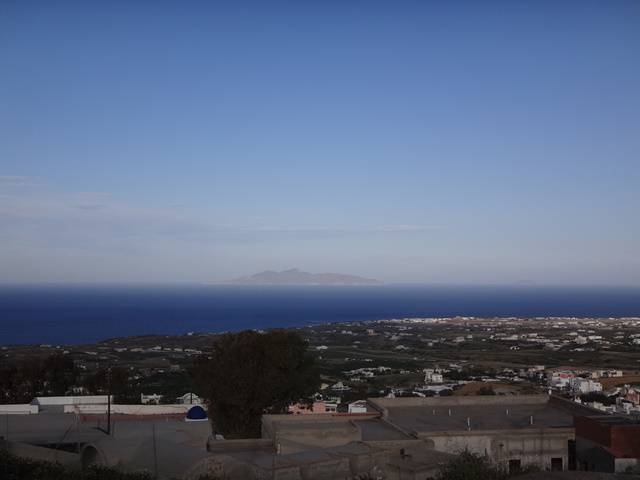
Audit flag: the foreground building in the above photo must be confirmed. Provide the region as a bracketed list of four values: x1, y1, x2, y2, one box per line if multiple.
[1, 394, 626, 479]
[365, 395, 581, 473]
[237, 394, 592, 477]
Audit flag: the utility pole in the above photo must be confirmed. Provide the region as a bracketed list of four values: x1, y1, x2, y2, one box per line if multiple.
[152, 422, 158, 479]
[106, 367, 112, 435]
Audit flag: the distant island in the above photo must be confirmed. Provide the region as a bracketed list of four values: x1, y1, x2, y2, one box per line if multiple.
[226, 268, 382, 286]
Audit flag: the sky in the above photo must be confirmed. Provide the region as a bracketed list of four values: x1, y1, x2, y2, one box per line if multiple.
[1, 1, 639, 285]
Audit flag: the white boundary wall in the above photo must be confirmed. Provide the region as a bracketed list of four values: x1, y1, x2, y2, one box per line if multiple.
[33, 395, 113, 406]
[63, 403, 198, 415]
[0, 404, 39, 415]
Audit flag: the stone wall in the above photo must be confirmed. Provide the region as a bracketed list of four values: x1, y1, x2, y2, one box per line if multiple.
[421, 428, 573, 471]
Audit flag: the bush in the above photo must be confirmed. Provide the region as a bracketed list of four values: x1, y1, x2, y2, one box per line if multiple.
[436, 451, 539, 480]
[0, 448, 152, 480]
[477, 386, 496, 396]
[436, 451, 507, 480]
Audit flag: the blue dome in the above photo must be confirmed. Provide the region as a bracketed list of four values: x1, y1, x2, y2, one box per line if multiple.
[185, 405, 207, 421]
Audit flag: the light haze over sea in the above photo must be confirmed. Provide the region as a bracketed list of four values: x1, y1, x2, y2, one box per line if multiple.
[1, 2, 639, 287]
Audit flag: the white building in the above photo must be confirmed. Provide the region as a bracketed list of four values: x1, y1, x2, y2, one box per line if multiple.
[176, 393, 201, 404]
[141, 393, 163, 405]
[548, 371, 575, 389]
[569, 378, 603, 395]
[424, 369, 444, 383]
[591, 370, 618, 379]
[330, 382, 351, 392]
[348, 400, 368, 414]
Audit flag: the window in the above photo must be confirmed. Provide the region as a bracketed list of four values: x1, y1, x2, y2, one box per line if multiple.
[551, 457, 563, 471]
[568, 439, 576, 470]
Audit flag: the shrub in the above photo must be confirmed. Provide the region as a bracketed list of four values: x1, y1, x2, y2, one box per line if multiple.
[0, 448, 152, 480]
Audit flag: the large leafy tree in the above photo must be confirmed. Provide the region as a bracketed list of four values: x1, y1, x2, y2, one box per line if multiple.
[191, 330, 320, 438]
[0, 354, 78, 403]
[44, 353, 78, 396]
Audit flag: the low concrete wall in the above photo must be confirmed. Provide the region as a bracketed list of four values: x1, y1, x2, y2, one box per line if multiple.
[0, 404, 39, 415]
[364, 439, 434, 451]
[64, 404, 195, 415]
[369, 394, 550, 411]
[276, 424, 361, 454]
[34, 395, 113, 406]
[207, 438, 273, 453]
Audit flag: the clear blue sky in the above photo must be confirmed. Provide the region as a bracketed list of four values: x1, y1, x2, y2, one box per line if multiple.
[1, 1, 638, 285]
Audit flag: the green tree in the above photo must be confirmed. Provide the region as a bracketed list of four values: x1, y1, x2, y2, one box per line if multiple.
[85, 366, 134, 403]
[191, 330, 320, 438]
[0, 354, 80, 403]
[0, 362, 21, 403]
[477, 386, 496, 396]
[45, 354, 78, 396]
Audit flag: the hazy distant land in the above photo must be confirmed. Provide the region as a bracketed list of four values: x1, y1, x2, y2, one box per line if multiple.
[226, 268, 383, 286]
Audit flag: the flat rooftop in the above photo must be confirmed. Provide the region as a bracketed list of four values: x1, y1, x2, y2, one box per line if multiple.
[369, 395, 575, 434]
[1, 411, 210, 446]
[583, 415, 638, 426]
[1, 412, 105, 444]
[385, 404, 573, 433]
[264, 414, 410, 441]
[355, 418, 410, 441]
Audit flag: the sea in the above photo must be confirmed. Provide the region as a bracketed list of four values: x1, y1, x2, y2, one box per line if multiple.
[1, 284, 639, 346]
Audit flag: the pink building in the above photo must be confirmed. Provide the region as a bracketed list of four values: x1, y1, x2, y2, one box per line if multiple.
[288, 401, 337, 414]
[622, 386, 639, 405]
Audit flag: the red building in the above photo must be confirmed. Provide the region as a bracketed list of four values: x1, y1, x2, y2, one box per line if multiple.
[574, 415, 640, 474]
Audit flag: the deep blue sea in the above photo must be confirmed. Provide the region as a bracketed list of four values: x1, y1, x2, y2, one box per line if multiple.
[1, 285, 639, 345]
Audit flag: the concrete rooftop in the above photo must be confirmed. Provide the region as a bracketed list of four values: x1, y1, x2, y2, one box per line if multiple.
[369, 395, 576, 434]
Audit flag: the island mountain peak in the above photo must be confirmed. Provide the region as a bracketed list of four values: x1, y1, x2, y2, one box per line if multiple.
[228, 269, 382, 286]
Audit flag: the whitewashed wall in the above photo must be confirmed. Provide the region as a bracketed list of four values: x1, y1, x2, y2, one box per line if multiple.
[0, 404, 39, 415]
